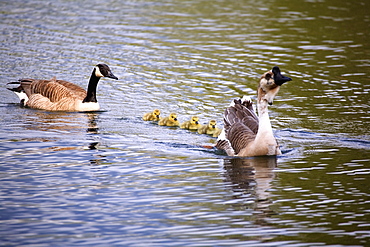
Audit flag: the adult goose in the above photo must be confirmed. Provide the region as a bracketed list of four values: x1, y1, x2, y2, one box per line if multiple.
[7, 64, 118, 112]
[216, 66, 291, 156]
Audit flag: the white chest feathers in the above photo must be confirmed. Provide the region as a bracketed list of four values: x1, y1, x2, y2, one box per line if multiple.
[76, 101, 100, 111]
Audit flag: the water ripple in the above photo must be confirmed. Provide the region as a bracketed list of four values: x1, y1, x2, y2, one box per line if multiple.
[1, 0, 370, 246]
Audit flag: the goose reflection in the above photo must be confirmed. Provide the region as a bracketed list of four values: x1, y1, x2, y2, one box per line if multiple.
[18, 111, 101, 151]
[86, 112, 99, 134]
[222, 156, 277, 223]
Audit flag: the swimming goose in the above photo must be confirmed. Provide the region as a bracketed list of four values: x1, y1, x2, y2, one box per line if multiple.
[180, 116, 202, 130]
[143, 109, 161, 121]
[158, 113, 180, 127]
[197, 119, 222, 137]
[216, 66, 291, 156]
[7, 64, 118, 112]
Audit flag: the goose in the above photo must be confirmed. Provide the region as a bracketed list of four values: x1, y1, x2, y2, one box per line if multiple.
[143, 109, 161, 121]
[197, 119, 222, 137]
[216, 66, 291, 157]
[158, 113, 180, 127]
[7, 64, 118, 112]
[180, 116, 202, 130]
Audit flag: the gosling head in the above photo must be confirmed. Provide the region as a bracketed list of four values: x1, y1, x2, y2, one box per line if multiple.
[258, 66, 291, 105]
[169, 113, 178, 122]
[153, 109, 161, 119]
[190, 116, 199, 125]
[209, 120, 217, 129]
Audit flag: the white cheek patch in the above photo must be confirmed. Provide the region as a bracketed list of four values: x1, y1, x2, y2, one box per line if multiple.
[95, 66, 104, 77]
[14, 91, 29, 105]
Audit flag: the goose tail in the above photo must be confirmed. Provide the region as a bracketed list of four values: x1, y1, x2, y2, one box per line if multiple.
[215, 129, 235, 156]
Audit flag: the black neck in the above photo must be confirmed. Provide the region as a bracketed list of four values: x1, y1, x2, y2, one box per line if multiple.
[82, 69, 100, 103]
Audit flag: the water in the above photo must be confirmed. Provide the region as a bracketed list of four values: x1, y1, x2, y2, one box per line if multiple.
[1, 0, 369, 246]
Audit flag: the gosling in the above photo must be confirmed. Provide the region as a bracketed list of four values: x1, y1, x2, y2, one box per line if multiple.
[180, 116, 202, 130]
[143, 109, 161, 121]
[158, 113, 180, 127]
[197, 119, 222, 137]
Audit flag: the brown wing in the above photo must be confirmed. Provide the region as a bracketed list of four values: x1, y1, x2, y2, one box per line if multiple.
[224, 99, 259, 134]
[19, 77, 86, 102]
[225, 122, 256, 154]
[223, 99, 259, 155]
[215, 139, 236, 156]
[55, 79, 87, 99]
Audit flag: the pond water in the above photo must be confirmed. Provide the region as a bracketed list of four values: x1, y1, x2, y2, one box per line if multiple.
[0, 0, 369, 246]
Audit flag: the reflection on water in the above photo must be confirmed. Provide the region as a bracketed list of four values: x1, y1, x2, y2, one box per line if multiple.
[223, 157, 276, 201]
[19, 111, 100, 133]
[223, 157, 277, 225]
[1, 0, 369, 245]
[0, 110, 103, 166]
[86, 113, 99, 134]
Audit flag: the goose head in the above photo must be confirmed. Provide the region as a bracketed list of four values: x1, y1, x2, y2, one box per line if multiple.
[272, 66, 292, 86]
[258, 66, 291, 105]
[94, 64, 118, 80]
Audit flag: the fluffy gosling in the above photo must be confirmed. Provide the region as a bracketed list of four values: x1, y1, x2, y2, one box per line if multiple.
[158, 113, 180, 127]
[143, 109, 161, 121]
[180, 116, 202, 130]
[197, 120, 222, 137]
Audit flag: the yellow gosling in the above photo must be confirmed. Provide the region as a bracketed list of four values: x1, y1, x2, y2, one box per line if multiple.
[158, 113, 180, 127]
[180, 116, 202, 130]
[197, 119, 222, 137]
[143, 109, 161, 121]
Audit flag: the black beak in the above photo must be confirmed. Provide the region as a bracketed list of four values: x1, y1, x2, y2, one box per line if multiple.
[96, 64, 119, 80]
[107, 71, 118, 80]
[272, 66, 292, 86]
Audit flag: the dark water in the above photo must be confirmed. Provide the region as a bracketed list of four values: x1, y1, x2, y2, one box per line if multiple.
[1, 0, 369, 246]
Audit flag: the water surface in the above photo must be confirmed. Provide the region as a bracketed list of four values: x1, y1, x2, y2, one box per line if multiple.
[1, 0, 369, 246]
